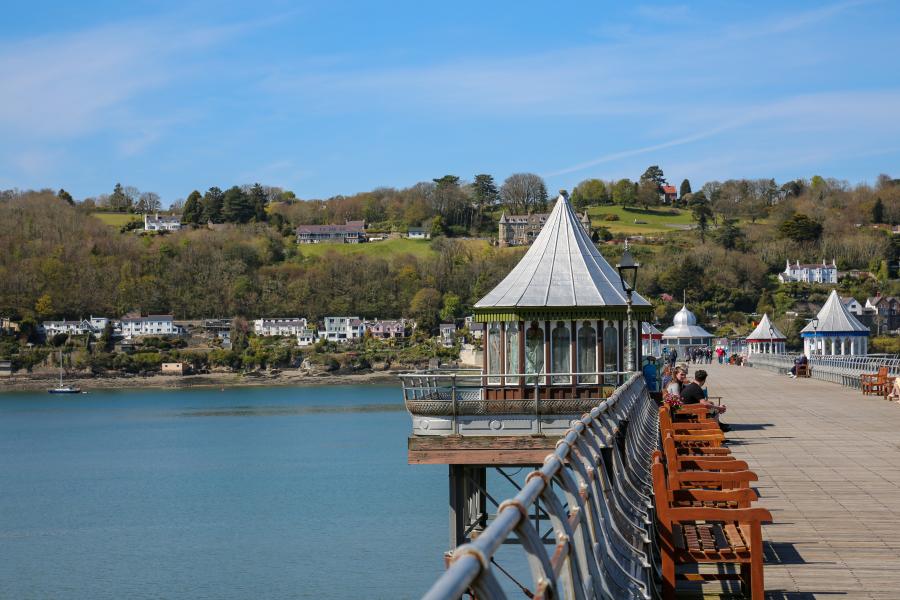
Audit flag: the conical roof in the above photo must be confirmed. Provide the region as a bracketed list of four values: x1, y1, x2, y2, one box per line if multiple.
[801, 289, 868, 333]
[746, 313, 786, 341]
[475, 194, 651, 309]
[642, 322, 662, 335]
[662, 305, 714, 339]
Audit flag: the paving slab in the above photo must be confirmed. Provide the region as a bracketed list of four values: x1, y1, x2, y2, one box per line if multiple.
[691, 362, 900, 599]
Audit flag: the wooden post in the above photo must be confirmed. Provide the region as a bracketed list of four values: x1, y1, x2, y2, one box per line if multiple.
[518, 320, 525, 398]
[618, 319, 624, 386]
[597, 319, 604, 397]
[571, 319, 577, 395]
[544, 320, 551, 389]
[499, 321, 506, 389]
[482, 322, 487, 389]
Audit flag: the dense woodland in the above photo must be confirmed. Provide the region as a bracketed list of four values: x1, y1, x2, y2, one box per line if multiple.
[1, 169, 898, 348]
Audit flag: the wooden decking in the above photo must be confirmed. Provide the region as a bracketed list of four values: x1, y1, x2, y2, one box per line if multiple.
[699, 362, 900, 599]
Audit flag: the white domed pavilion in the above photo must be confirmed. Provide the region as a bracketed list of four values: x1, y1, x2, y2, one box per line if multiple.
[661, 305, 714, 350]
[801, 289, 869, 356]
[746, 313, 786, 356]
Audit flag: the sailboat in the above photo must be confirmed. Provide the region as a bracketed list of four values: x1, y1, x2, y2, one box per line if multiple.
[48, 350, 81, 394]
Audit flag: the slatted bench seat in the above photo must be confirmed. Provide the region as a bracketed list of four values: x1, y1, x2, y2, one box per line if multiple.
[652, 453, 773, 600]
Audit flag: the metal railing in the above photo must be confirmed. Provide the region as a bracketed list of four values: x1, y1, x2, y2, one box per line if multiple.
[400, 370, 635, 433]
[420, 373, 655, 600]
[747, 353, 900, 388]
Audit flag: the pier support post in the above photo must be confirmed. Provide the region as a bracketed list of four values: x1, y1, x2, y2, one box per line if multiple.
[448, 465, 487, 549]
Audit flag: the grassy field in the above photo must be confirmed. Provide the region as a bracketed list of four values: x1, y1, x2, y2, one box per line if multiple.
[586, 205, 693, 234]
[92, 212, 141, 227]
[296, 237, 493, 260]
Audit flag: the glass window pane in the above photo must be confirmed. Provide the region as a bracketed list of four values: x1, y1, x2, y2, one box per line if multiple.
[603, 324, 618, 385]
[551, 322, 570, 384]
[487, 323, 501, 385]
[506, 322, 519, 381]
[577, 322, 597, 384]
[525, 323, 544, 385]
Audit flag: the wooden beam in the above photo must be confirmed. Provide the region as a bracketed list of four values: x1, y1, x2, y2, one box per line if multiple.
[408, 435, 563, 465]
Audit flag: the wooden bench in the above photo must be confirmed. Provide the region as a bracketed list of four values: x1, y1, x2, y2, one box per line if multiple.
[861, 367, 890, 396]
[795, 363, 811, 378]
[652, 452, 772, 600]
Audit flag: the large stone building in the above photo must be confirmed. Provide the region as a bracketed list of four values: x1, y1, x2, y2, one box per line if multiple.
[778, 259, 838, 284]
[498, 211, 591, 247]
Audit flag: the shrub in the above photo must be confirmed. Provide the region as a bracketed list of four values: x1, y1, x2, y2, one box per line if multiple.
[602, 213, 620, 222]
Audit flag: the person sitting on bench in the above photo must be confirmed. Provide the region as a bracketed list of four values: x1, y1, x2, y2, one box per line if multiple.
[789, 354, 808, 378]
[680, 369, 730, 432]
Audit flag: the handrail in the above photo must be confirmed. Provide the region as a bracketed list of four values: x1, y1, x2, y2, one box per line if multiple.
[747, 353, 900, 388]
[420, 373, 650, 600]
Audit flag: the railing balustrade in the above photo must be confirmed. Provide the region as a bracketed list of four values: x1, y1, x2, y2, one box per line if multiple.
[419, 373, 655, 600]
[747, 353, 900, 388]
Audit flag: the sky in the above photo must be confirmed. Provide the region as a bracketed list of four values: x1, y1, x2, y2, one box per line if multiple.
[1, 0, 899, 205]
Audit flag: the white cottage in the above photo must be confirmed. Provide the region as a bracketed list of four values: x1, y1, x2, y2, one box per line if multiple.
[801, 289, 869, 356]
[778, 259, 838, 284]
[745, 313, 786, 356]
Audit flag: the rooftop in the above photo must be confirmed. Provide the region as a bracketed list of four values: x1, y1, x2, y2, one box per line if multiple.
[476, 194, 651, 310]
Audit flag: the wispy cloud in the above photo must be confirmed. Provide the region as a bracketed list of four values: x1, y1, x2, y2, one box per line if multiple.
[633, 4, 690, 23]
[0, 15, 272, 144]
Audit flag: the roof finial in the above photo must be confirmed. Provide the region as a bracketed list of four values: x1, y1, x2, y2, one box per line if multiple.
[683, 290, 686, 306]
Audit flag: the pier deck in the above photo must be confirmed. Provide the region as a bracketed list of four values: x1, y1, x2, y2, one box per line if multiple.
[701, 362, 900, 599]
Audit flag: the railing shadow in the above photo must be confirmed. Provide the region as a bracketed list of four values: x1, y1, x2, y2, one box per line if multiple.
[726, 422, 774, 431]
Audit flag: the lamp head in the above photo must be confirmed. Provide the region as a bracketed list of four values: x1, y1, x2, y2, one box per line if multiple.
[616, 242, 640, 293]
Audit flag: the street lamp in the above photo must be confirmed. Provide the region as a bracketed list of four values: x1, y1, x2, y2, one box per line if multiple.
[806, 317, 819, 356]
[616, 241, 640, 372]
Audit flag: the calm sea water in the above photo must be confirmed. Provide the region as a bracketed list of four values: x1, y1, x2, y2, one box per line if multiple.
[0, 385, 449, 599]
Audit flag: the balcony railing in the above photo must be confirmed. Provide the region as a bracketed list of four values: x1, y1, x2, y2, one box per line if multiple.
[747, 353, 900, 387]
[400, 369, 635, 436]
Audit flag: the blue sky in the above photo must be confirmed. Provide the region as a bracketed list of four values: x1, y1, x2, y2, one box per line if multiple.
[1, 0, 899, 205]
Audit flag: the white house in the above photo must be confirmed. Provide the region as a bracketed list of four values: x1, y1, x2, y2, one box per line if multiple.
[464, 315, 483, 339]
[408, 227, 431, 240]
[253, 318, 308, 337]
[144, 213, 182, 232]
[778, 259, 838, 284]
[319, 317, 365, 342]
[296, 327, 318, 346]
[120, 314, 180, 338]
[841, 296, 865, 316]
[439, 323, 457, 348]
[42, 319, 94, 337]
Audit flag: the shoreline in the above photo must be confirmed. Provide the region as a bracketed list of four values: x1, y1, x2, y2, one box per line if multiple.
[0, 369, 403, 393]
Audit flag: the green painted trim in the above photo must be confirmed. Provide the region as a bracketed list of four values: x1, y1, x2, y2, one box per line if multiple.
[474, 306, 653, 323]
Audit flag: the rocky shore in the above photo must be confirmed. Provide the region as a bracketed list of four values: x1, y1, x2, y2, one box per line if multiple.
[0, 368, 403, 393]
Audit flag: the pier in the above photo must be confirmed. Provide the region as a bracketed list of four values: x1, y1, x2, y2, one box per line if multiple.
[704, 361, 900, 598]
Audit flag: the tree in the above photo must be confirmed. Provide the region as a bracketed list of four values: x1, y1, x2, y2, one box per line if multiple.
[778, 213, 823, 243]
[679, 179, 691, 200]
[715, 217, 745, 250]
[440, 292, 462, 322]
[250, 183, 269, 222]
[430, 215, 445, 238]
[34, 293, 53, 318]
[636, 179, 660, 210]
[689, 192, 713, 243]
[471, 174, 499, 226]
[410, 288, 442, 332]
[873, 198, 885, 224]
[57, 189, 74, 205]
[123, 186, 140, 211]
[571, 179, 609, 209]
[182, 190, 203, 225]
[640, 165, 666, 186]
[612, 179, 636, 207]
[137, 191, 161, 213]
[109, 183, 129, 212]
[500, 173, 548, 213]
[222, 186, 254, 223]
[202, 187, 224, 223]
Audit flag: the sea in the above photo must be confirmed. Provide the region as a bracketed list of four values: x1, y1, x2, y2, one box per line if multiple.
[0, 385, 454, 599]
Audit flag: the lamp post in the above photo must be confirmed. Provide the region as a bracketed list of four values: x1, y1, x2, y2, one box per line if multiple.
[806, 317, 819, 356]
[616, 241, 640, 373]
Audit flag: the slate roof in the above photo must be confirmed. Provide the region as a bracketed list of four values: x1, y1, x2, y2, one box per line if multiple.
[746, 313, 786, 341]
[475, 194, 651, 309]
[801, 290, 869, 333]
